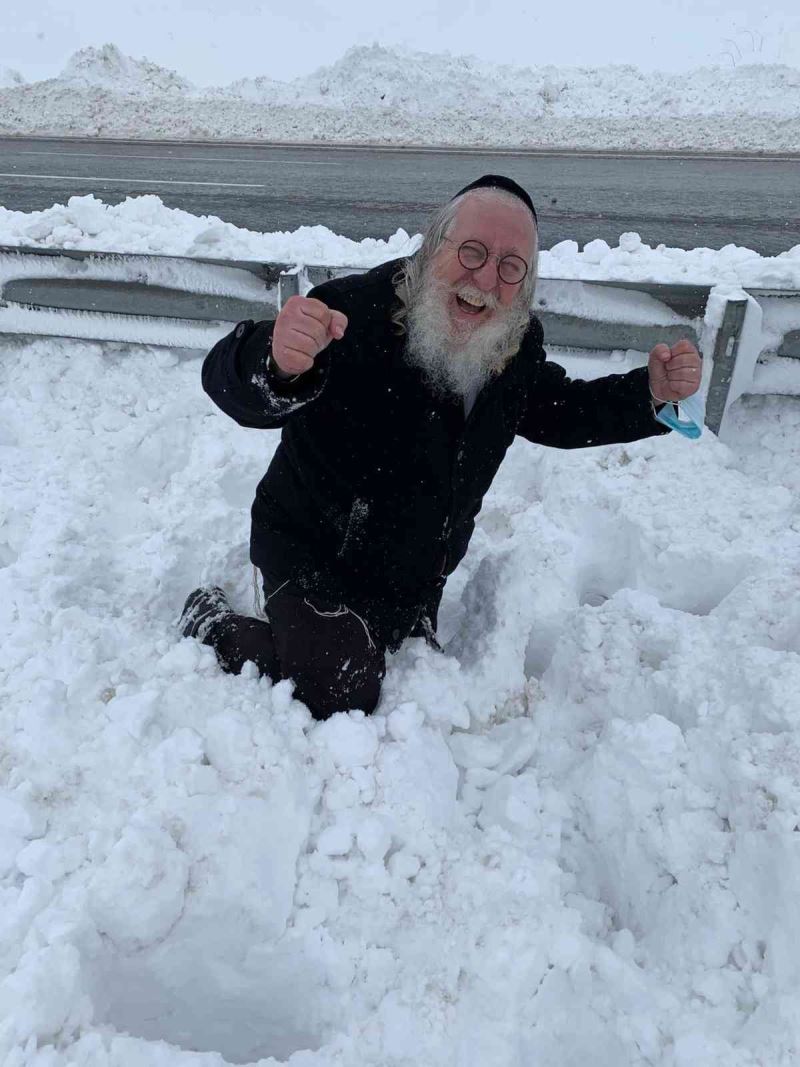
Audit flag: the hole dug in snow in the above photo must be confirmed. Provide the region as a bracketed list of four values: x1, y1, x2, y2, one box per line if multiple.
[82, 800, 331, 1063]
[576, 559, 748, 620]
[86, 932, 327, 1063]
[522, 517, 751, 684]
[573, 516, 640, 611]
[649, 553, 753, 617]
[574, 517, 751, 619]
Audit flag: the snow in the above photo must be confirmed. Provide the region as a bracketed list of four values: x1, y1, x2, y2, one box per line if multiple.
[0, 195, 418, 268]
[2, 329, 800, 1064]
[0, 243, 277, 348]
[1, 195, 799, 292]
[60, 43, 192, 96]
[753, 354, 800, 396]
[1, 196, 798, 396]
[2, 193, 800, 1062]
[1, 42, 800, 152]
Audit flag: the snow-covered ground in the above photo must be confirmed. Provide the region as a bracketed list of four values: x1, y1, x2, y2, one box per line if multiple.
[3, 331, 800, 1066]
[3, 199, 800, 1064]
[1, 42, 799, 152]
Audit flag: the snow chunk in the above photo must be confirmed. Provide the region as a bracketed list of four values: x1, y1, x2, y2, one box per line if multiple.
[314, 711, 379, 769]
[448, 731, 503, 770]
[87, 824, 190, 951]
[387, 850, 421, 880]
[356, 815, 393, 861]
[478, 773, 544, 833]
[0, 945, 91, 1047]
[386, 701, 424, 741]
[316, 823, 353, 857]
[619, 231, 644, 254]
[582, 238, 612, 264]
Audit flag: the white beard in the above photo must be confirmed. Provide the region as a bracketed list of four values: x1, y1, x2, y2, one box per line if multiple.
[405, 273, 531, 401]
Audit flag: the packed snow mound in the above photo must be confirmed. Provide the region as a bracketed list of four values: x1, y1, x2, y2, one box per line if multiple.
[2, 331, 800, 1065]
[1, 42, 799, 151]
[60, 43, 192, 95]
[1, 194, 799, 290]
[0, 194, 419, 264]
[291, 43, 800, 118]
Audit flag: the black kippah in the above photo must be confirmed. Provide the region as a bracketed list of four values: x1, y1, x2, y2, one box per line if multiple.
[452, 174, 537, 223]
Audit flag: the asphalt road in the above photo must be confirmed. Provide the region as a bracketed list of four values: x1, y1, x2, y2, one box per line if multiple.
[0, 137, 798, 256]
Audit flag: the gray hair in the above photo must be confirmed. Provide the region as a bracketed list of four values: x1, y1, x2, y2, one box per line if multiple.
[391, 187, 539, 335]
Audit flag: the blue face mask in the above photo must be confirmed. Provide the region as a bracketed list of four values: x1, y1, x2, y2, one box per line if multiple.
[655, 391, 705, 440]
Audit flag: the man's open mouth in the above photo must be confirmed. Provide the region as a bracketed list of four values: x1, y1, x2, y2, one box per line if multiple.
[455, 294, 488, 316]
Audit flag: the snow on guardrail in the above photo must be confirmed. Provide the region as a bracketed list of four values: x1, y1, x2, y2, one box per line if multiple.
[1, 195, 799, 433]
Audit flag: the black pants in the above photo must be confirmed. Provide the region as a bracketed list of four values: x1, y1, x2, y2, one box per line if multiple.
[204, 582, 386, 720]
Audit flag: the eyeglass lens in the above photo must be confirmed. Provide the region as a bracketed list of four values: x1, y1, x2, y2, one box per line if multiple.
[458, 240, 527, 284]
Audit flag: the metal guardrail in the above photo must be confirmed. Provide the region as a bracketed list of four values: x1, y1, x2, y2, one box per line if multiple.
[781, 330, 800, 358]
[0, 245, 278, 319]
[0, 244, 288, 284]
[281, 265, 705, 357]
[3, 277, 270, 324]
[1, 245, 798, 438]
[705, 299, 750, 436]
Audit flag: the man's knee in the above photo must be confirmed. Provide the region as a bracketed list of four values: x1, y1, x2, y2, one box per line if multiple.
[268, 590, 386, 720]
[294, 652, 385, 720]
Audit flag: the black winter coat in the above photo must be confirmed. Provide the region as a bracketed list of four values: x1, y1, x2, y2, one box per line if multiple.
[202, 257, 668, 649]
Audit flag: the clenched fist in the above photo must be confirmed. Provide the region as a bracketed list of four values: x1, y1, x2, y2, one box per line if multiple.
[648, 340, 702, 404]
[272, 296, 348, 377]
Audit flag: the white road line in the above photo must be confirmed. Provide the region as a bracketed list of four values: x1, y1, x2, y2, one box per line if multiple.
[4, 149, 340, 166]
[0, 172, 270, 188]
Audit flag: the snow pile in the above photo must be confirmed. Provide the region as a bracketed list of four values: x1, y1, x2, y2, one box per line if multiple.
[2, 327, 800, 1065]
[1, 42, 799, 151]
[0, 194, 418, 266]
[541, 232, 800, 290]
[284, 46, 800, 121]
[2, 194, 800, 291]
[60, 43, 192, 96]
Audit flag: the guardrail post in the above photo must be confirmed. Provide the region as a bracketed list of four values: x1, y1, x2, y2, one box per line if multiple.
[278, 271, 300, 310]
[704, 298, 749, 436]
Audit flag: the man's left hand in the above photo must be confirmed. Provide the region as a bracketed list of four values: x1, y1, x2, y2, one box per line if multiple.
[648, 340, 702, 403]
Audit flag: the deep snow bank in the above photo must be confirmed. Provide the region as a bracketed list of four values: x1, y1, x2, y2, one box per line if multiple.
[1, 42, 799, 152]
[2, 332, 800, 1065]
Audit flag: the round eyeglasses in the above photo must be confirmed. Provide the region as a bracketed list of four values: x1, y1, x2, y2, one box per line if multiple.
[450, 239, 529, 285]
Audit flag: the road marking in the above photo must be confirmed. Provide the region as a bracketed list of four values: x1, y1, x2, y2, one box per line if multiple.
[0, 172, 271, 188]
[4, 149, 340, 166]
[1, 137, 797, 164]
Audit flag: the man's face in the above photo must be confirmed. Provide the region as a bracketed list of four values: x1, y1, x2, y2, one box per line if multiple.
[405, 193, 538, 400]
[430, 194, 537, 336]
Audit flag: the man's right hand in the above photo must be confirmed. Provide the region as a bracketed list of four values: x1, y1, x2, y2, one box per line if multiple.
[272, 296, 348, 377]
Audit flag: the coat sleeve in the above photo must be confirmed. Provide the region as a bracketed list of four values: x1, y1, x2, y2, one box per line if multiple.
[201, 317, 330, 429]
[517, 319, 672, 449]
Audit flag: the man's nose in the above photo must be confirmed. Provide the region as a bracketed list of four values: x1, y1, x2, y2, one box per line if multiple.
[470, 257, 500, 290]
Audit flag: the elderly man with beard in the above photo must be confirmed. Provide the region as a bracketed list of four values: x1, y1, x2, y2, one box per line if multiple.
[180, 174, 701, 720]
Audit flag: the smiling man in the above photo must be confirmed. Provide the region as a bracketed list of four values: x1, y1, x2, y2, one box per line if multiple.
[180, 174, 701, 719]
